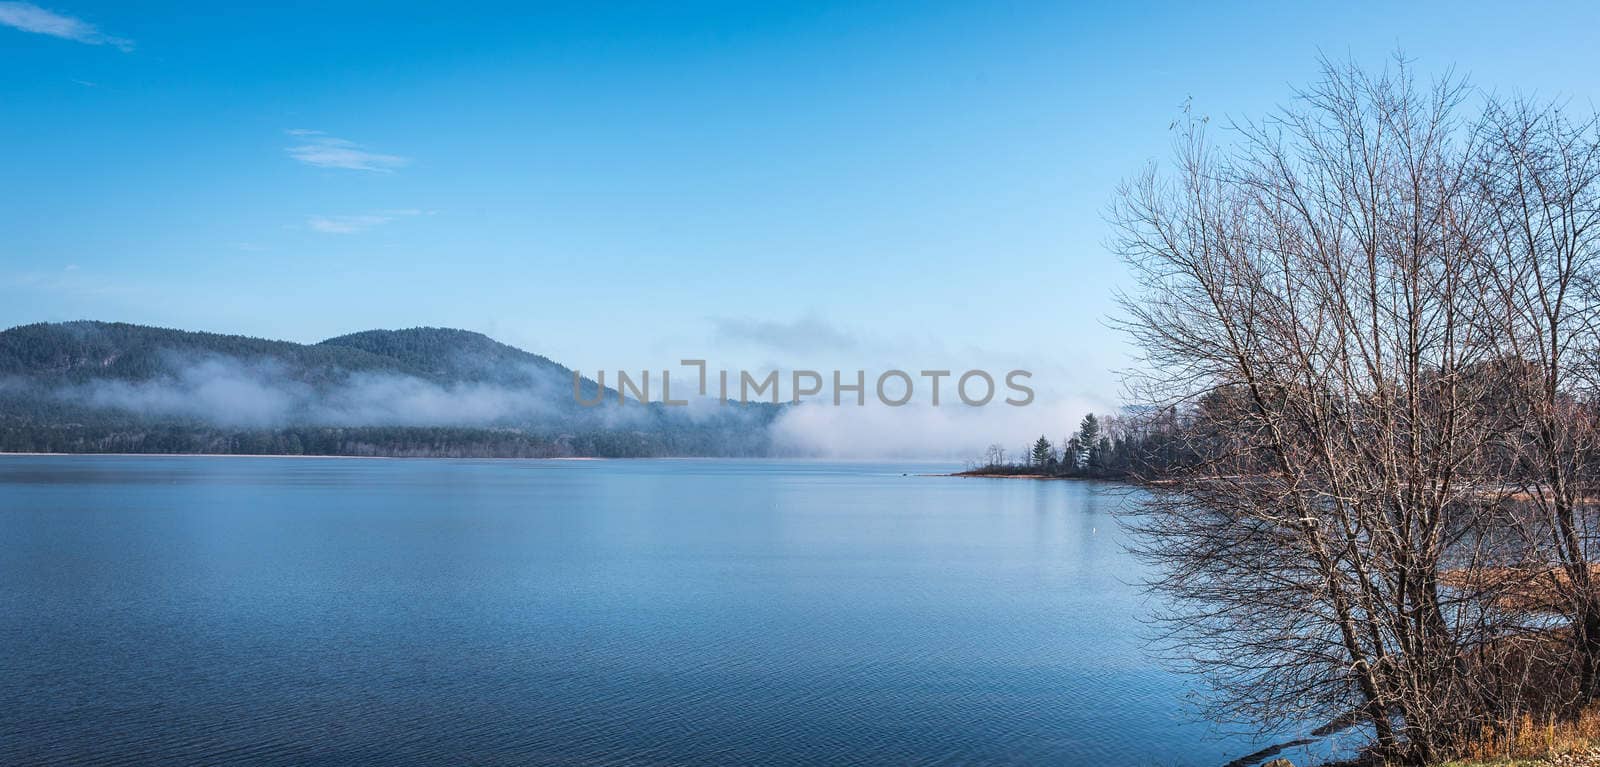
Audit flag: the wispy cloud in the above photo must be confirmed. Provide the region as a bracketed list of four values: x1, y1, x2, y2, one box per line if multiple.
[306, 209, 421, 235]
[0, 2, 132, 51]
[285, 130, 409, 173]
[709, 315, 859, 354]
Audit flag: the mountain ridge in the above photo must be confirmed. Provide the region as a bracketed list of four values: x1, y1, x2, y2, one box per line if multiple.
[0, 321, 777, 458]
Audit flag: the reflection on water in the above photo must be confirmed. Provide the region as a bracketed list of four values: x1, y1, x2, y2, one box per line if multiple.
[0, 456, 1322, 766]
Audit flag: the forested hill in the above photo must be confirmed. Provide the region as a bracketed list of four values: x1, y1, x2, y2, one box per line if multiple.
[0, 321, 778, 457]
[0, 322, 575, 388]
[319, 327, 574, 386]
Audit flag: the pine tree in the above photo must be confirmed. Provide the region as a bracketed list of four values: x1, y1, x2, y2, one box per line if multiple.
[1075, 413, 1100, 472]
[1031, 435, 1052, 467]
[1078, 413, 1100, 447]
[1091, 435, 1111, 473]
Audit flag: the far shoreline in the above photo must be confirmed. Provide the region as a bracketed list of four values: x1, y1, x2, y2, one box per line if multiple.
[945, 469, 1133, 484]
[0, 452, 609, 460]
[0, 453, 965, 464]
[947, 471, 1066, 479]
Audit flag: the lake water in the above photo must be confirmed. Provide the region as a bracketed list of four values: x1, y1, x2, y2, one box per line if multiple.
[0, 456, 1317, 766]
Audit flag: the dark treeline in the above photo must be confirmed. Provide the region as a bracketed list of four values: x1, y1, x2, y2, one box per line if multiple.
[0, 424, 771, 458]
[960, 411, 1171, 479]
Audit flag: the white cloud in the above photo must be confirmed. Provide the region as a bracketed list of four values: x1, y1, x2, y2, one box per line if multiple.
[0, 2, 132, 51]
[285, 130, 410, 172]
[306, 209, 421, 235]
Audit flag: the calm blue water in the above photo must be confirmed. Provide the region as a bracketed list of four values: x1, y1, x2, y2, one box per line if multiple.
[0, 456, 1309, 766]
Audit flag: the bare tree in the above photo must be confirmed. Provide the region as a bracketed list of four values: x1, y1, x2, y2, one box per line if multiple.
[1107, 56, 1576, 762]
[1474, 96, 1600, 698]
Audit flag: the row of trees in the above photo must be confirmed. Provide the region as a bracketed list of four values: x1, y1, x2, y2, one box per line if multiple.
[970, 413, 1157, 477]
[1109, 55, 1600, 763]
[1029, 413, 1110, 474]
[0, 424, 773, 458]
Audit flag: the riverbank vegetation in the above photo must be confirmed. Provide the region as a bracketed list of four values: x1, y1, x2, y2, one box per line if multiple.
[1086, 55, 1600, 765]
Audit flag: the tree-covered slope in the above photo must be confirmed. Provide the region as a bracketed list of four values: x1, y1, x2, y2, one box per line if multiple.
[0, 321, 410, 383]
[0, 321, 776, 457]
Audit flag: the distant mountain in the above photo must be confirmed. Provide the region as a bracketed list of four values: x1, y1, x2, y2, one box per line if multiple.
[0, 321, 777, 457]
[319, 327, 574, 385]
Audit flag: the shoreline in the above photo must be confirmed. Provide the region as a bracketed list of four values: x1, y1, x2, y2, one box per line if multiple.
[949, 471, 1127, 481]
[0, 452, 609, 460]
[0, 453, 964, 464]
[949, 472, 1066, 479]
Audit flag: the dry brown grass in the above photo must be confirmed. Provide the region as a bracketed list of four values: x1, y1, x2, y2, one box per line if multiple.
[1448, 706, 1600, 764]
[1440, 565, 1600, 613]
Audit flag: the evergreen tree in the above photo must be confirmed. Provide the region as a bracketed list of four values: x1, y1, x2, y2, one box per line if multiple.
[1031, 435, 1052, 467]
[1091, 435, 1112, 473]
[1078, 413, 1100, 448]
[1064, 436, 1083, 472]
[1075, 413, 1101, 472]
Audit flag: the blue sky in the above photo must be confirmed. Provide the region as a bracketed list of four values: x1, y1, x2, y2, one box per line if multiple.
[4, 0, 1600, 422]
